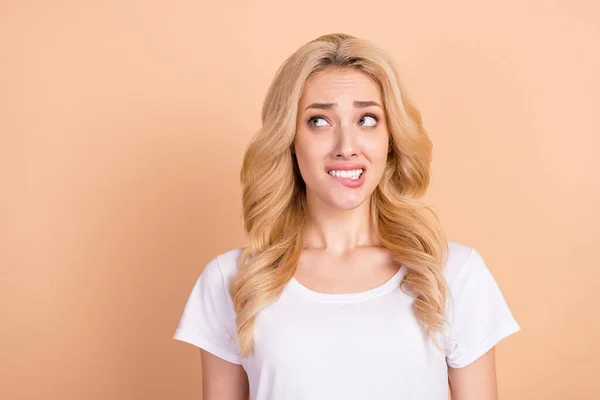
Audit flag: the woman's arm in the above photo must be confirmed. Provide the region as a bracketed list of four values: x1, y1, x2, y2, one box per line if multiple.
[448, 347, 498, 400]
[200, 349, 249, 400]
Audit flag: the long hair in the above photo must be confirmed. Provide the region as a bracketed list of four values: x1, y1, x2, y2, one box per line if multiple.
[231, 33, 448, 357]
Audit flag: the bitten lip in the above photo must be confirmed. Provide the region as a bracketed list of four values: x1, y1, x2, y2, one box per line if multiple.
[325, 163, 367, 172]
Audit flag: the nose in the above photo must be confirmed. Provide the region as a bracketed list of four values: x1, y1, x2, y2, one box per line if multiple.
[332, 124, 358, 159]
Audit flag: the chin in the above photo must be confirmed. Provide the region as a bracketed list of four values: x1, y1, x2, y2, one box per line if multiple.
[306, 180, 374, 211]
[326, 194, 369, 210]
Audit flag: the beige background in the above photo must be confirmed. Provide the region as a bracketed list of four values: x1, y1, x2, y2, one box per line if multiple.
[1, 1, 599, 399]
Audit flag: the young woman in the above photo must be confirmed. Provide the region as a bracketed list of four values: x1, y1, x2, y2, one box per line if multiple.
[174, 33, 520, 400]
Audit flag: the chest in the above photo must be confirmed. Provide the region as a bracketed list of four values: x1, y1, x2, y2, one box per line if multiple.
[294, 248, 400, 294]
[250, 288, 443, 374]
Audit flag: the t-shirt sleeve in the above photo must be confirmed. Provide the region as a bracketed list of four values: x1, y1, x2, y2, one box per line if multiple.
[173, 255, 243, 365]
[443, 247, 520, 368]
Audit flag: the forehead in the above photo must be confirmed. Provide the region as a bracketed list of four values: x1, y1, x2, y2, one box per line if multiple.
[299, 68, 382, 105]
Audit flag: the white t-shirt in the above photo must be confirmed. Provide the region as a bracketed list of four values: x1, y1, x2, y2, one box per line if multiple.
[173, 241, 520, 399]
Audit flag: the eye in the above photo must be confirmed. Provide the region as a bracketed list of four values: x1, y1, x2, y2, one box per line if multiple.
[358, 114, 378, 127]
[308, 116, 330, 127]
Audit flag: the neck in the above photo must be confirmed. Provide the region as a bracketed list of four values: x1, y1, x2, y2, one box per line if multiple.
[302, 191, 379, 256]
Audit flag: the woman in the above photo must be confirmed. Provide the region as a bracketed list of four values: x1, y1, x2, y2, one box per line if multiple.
[174, 33, 520, 399]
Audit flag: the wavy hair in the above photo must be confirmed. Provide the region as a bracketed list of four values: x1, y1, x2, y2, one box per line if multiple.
[231, 33, 448, 356]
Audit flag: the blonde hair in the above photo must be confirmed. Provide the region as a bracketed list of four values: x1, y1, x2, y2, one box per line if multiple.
[231, 33, 448, 357]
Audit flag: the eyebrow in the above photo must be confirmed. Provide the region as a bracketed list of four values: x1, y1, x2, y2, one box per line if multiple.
[304, 100, 383, 112]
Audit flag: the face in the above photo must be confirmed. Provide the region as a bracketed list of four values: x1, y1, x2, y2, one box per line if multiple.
[294, 68, 390, 211]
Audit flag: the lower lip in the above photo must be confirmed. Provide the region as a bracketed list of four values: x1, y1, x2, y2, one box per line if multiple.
[328, 171, 366, 188]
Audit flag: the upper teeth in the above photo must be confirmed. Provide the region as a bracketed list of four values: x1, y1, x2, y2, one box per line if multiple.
[328, 169, 364, 179]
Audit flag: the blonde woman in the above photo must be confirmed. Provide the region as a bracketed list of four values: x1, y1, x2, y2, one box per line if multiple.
[174, 33, 520, 400]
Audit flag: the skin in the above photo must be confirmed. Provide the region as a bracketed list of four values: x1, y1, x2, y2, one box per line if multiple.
[292, 67, 397, 293]
[200, 67, 499, 399]
[199, 351, 249, 399]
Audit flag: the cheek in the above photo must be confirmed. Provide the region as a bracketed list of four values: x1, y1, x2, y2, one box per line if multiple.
[293, 133, 329, 175]
[363, 135, 390, 163]
[295, 147, 323, 180]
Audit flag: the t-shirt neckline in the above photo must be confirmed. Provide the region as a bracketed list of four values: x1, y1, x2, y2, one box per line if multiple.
[287, 265, 407, 303]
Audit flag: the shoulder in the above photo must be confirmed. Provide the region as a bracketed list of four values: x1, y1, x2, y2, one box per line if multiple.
[207, 246, 246, 283]
[443, 241, 489, 293]
[187, 247, 246, 306]
[443, 241, 508, 313]
[443, 241, 476, 280]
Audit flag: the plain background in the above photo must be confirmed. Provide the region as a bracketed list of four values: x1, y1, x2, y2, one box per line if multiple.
[1, 1, 599, 399]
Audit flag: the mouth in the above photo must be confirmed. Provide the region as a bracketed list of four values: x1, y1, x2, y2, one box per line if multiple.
[326, 168, 365, 180]
[325, 166, 367, 188]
